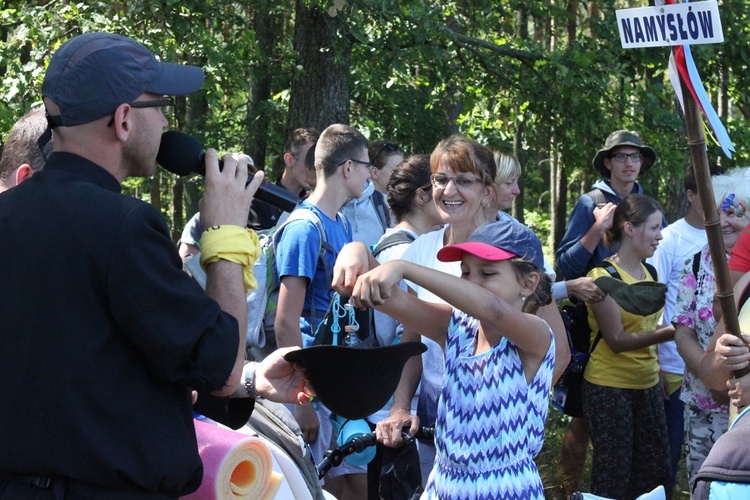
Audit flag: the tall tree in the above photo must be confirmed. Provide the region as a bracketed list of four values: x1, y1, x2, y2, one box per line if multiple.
[287, 0, 352, 133]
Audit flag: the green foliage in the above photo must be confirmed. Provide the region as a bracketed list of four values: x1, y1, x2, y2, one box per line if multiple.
[2, 0, 747, 232]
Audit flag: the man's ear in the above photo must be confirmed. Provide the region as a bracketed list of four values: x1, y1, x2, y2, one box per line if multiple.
[283, 152, 294, 168]
[341, 161, 352, 179]
[111, 104, 132, 141]
[686, 188, 696, 205]
[14, 164, 34, 186]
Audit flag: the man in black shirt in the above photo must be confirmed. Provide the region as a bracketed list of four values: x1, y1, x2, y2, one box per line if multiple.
[0, 32, 309, 499]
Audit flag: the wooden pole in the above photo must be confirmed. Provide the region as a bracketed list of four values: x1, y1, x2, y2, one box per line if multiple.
[680, 76, 749, 381]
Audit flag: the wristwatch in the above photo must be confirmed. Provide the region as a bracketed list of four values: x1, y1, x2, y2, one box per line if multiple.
[244, 362, 261, 399]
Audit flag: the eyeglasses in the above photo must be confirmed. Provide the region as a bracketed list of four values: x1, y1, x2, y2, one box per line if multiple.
[610, 152, 643, 163]
[430, 173, 482, 189]
[371, 143, 398, 165]
[339, 158, 374, 171]
[107, 98, 175, 127]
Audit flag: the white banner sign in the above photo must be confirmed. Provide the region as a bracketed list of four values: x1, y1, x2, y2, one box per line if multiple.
[616, 1, 723, 49]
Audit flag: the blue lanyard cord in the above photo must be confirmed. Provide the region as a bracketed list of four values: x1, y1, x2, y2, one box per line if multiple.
[330, 293, 348, 345]
[330, 293, 360, 345]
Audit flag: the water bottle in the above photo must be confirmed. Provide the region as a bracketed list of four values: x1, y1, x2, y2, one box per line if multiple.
[343, 301, 361, 346]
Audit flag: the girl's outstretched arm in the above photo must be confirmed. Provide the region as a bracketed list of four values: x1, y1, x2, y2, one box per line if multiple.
[354, 259, 551, 361]
[351, 260, 452, 346]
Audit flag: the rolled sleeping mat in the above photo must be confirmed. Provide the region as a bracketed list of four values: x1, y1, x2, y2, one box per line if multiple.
[182, 418, 283, 500]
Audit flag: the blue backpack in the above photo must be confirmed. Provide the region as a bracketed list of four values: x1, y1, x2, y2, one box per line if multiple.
[260, 207, 349, 347]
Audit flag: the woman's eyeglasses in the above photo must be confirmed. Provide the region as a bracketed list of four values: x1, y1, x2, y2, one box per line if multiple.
[430, 173, 482, 189]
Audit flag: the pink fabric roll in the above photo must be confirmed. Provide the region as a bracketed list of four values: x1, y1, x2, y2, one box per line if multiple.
[182, 419, 282, 500]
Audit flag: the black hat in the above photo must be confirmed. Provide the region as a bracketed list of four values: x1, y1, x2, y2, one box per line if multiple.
[42, 32, 204, 127]
[592, 130, 656, 179]
[284, 342, 427, 420]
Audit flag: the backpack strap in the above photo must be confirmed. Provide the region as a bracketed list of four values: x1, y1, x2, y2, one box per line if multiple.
[371, 231, 416, 258]
[692, 250, 702, 278]
[598, 260, 621, 280]
[643, 261, 658, 281]
[587, 188, 607, 207]
[272, 207, 342, 336]
[371, 190, 390, 231]
[589, 260, 621, 354]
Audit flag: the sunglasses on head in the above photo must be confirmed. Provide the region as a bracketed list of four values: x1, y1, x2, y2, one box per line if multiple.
[371, 143, 398, 165]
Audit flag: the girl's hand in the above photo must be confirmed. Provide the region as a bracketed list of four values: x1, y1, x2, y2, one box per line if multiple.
[715, 332, 750, 371]
[333, 242, 371, 295]
[352, 260, 404, 309]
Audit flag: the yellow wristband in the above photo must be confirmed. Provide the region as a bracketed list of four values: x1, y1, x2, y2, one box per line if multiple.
[199, 225, 260, 292]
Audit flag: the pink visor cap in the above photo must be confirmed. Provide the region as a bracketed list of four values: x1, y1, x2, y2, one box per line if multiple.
[437, 219, 545, 271]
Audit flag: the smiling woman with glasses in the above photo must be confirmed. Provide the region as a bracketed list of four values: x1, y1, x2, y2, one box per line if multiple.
[371, 135, 498, 485]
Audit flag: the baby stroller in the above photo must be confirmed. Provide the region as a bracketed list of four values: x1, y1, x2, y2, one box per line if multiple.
[238, 399, 433, 500]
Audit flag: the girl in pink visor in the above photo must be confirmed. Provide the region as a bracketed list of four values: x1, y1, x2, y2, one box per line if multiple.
[334, 218, 554, 499]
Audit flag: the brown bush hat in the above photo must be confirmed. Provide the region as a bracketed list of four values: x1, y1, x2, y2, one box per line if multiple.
[592, 130, 656, 179]
[284, 342, 427, 420]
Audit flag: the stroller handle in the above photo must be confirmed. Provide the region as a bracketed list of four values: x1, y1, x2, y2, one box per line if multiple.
[316, 426, 435, 479]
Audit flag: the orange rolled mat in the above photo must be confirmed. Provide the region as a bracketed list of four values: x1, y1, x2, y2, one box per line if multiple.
[182, 419, 282, 500]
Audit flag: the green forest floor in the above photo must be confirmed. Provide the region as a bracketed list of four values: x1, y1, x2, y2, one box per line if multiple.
[537, 407, 692, 499]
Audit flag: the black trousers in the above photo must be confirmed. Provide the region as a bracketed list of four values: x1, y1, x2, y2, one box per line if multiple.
[0, 473, 176, 500]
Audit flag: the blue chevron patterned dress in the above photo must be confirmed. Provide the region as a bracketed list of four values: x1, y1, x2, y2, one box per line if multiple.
[423, 309, 555, 499]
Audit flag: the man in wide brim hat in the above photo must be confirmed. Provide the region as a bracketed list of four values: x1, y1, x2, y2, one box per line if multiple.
[592, 129, 657, 179]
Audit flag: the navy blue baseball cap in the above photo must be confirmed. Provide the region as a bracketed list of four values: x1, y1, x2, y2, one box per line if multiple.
[42, 32, 205, 127]
[437, 219, 546, 271]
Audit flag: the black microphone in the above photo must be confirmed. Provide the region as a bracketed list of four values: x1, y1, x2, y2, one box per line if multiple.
[156, 130, 298, 213]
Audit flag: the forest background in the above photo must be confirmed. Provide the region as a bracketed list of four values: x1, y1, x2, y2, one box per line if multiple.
[2, 0, 749, 261]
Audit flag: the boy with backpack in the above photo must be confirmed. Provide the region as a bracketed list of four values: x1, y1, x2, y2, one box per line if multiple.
[273, 123, 371, 497]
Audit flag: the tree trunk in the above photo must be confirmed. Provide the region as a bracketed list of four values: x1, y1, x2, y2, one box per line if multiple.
[512, 123, 525, 224]
[513, 5, 529, 224]
[245, 2, 280, 171]
[286, 0, 351, 133]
